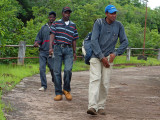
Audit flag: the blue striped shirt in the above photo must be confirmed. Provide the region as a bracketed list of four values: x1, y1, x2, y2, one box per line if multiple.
[50, 19, 79, 44]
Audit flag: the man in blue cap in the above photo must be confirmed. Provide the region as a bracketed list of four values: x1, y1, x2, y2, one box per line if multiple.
[87, 5, 128, 115]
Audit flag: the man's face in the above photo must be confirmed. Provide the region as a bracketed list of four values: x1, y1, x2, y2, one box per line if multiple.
[62, 11, 71, 21]
[106, 12, 117, 23]
[48, 14, 56, 23]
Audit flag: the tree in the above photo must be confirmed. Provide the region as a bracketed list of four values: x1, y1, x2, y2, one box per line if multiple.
[0, 0, 24, 63]
[115, 0, 131, 6]
[0, 0, 23, 45]
[1, 0, 160, 64]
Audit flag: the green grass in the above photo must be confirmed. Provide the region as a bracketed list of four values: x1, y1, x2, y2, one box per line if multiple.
[0, 64, 40, 120]
[64, 61, 90, 71]
[0, 91, 5, 120]
[0, 64, 40, 92]
[0, 57, 160, 119]
[113, 56, 160, 68]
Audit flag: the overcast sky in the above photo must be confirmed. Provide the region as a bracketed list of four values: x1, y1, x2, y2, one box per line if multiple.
[147, 0, 160, 9]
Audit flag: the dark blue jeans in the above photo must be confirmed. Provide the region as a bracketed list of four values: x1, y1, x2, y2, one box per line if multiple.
[39, 51, 54, 89]
[54, 45, 73, 95]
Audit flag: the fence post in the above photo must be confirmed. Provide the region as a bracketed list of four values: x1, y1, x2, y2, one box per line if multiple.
[17, 41, 26, 65]
[126, 47, 131, 61]
[158, 48, 160, 60]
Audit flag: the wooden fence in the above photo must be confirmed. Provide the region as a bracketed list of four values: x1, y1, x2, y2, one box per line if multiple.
[0, 41, 160, 65]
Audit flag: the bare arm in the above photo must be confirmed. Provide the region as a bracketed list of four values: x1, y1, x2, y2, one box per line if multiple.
[49, 34, 55, 55]
[72, 40, 77, 61]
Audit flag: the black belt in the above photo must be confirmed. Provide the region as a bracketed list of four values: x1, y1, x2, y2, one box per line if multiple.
[56, 44, 72, 48]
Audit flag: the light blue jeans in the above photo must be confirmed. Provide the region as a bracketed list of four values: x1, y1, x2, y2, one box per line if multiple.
[53, 45, 73, 95]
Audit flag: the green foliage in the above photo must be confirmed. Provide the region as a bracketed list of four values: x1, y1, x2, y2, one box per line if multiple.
[0, 0, 24, 64]
[125, 23, 144, 48]
[0, 0, 24, 45]
[16, 0, 33, 23]
[20, 19, 41, 44]
[71, 2, 104, 46]
[147, 29, 160, 48]
[25, 47, 39, 64]
[0, 0, 160, 64]
[115, 0, 131, 6]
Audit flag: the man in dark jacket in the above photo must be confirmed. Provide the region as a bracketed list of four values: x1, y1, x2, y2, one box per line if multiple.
[87, 5, 128, 115]
[34, 11, 56, 91]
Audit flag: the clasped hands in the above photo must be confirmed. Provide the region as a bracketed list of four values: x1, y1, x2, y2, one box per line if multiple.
[101, 53, 116, 68]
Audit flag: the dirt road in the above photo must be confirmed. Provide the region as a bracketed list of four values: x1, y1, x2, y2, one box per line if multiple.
[2, 66, 160, 120]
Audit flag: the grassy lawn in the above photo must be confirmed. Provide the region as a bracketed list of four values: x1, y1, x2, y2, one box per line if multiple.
[113, 56, 160, 68]
[0, 56, 160, 119]
[0, 64, 40, 120]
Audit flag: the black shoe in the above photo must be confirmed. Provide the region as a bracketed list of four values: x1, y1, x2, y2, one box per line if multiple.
[97, 109, 106, 115]
[87, 108, 97, 115]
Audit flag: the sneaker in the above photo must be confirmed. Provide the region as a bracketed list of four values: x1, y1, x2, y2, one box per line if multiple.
[54, 95, 62, 101]
[39, 87, 46, 91]
[97, 109, 106, 115]
[63, 90, 72, 101]
[87, 108, 97, 115]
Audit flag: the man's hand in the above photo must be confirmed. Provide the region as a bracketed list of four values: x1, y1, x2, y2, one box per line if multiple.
[109, 53, 116, 63]
[33, 42, 39, 47]
[101, 57, 110, 68]
[49, 48, 53, 56]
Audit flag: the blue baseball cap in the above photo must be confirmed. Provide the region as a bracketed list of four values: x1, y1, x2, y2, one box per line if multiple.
[105, 5, 118, 13]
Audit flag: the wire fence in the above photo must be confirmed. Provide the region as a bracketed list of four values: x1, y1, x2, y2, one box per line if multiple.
[0, 41, 160, 65]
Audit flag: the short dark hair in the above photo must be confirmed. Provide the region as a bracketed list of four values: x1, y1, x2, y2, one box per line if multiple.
[49, 11, 56, 17]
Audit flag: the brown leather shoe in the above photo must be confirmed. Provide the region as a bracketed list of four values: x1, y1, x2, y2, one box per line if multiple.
[97, 109, 106, 115]
[87, 108, 97, 115]
[54, 95, 62, 101]
[63, 90, 72, 101]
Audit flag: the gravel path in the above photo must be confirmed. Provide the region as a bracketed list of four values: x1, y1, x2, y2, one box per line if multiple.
[2, 66, 160, 120]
